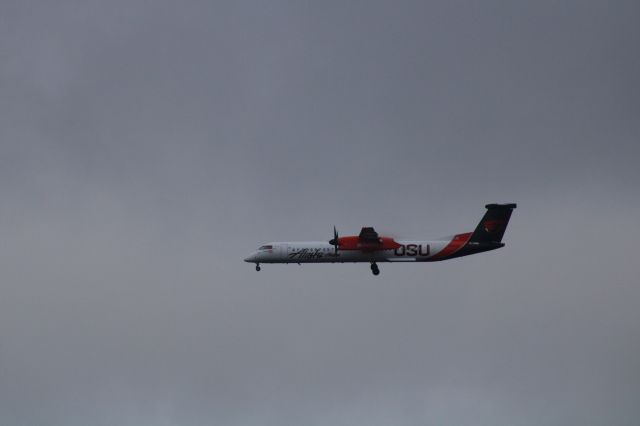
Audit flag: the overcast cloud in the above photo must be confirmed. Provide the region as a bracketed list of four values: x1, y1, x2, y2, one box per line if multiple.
[1, 1, 639, 425]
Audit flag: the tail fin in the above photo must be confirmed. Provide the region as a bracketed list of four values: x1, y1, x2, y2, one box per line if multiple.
[469, 203, 517, 243]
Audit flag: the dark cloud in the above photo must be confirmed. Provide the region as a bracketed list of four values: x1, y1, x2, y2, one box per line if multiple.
[1, 1, 639, 424]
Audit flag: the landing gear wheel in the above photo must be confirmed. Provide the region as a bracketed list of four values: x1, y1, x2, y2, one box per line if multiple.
[255, 264, 261, 272]
[370, 262, 380, 276]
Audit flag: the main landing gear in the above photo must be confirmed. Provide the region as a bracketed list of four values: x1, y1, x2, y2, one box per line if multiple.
[255, 264, 261, 272]
[370, 262, 380, 276]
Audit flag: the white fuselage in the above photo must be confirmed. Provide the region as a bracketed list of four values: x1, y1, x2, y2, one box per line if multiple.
[244, 240, 455, 264]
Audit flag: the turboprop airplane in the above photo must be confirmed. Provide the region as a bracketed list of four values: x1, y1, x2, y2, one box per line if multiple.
[244, 203, 516, 275]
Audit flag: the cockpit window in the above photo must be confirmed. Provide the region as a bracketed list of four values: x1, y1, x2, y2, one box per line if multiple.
[258, 245, 273, 250]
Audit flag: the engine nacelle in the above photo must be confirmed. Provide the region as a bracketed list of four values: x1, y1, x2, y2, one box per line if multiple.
[336, 236, 401, 251]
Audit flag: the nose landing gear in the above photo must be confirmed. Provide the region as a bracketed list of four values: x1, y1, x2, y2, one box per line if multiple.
[255, 264, 261, 272]
[370, 262, 380, 276]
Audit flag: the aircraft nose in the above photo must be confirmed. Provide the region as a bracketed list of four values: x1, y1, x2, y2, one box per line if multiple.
[244, 253, 256, 262]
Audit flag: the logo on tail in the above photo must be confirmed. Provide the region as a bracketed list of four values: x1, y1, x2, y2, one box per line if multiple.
[470, 203, 517, 243]
[483, 219, 504, 233]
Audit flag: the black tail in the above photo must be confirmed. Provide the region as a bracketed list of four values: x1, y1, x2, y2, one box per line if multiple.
[469, 203, 517, 243]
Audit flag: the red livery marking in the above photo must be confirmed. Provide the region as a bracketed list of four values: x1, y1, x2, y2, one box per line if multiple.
[431, 232, 472, 259]
[483, 219, 504, 233]
[375, 237, 402, 250]
[336, 236, 360, 250]
[336, 235, 401, 251]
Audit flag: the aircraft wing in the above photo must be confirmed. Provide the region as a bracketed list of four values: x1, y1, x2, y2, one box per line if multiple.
[358, 227, 380, 244]
[334, 227, 400, 251]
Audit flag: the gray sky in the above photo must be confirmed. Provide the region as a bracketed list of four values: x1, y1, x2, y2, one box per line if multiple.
[1, 1, 640, 425]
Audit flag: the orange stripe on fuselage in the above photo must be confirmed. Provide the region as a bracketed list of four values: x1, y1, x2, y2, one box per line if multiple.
[431, 232, 472, 259]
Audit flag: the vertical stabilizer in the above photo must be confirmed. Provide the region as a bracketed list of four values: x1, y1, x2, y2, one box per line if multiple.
[469, 203, 517, 243]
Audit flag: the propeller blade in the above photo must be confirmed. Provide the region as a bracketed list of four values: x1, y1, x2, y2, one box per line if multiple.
[330, 226, 339, 254]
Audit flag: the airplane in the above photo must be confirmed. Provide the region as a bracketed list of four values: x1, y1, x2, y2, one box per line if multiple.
[244, 203, 516, 275]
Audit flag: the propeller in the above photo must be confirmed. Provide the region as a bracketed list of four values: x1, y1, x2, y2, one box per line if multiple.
[329, 226, 339, 255]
